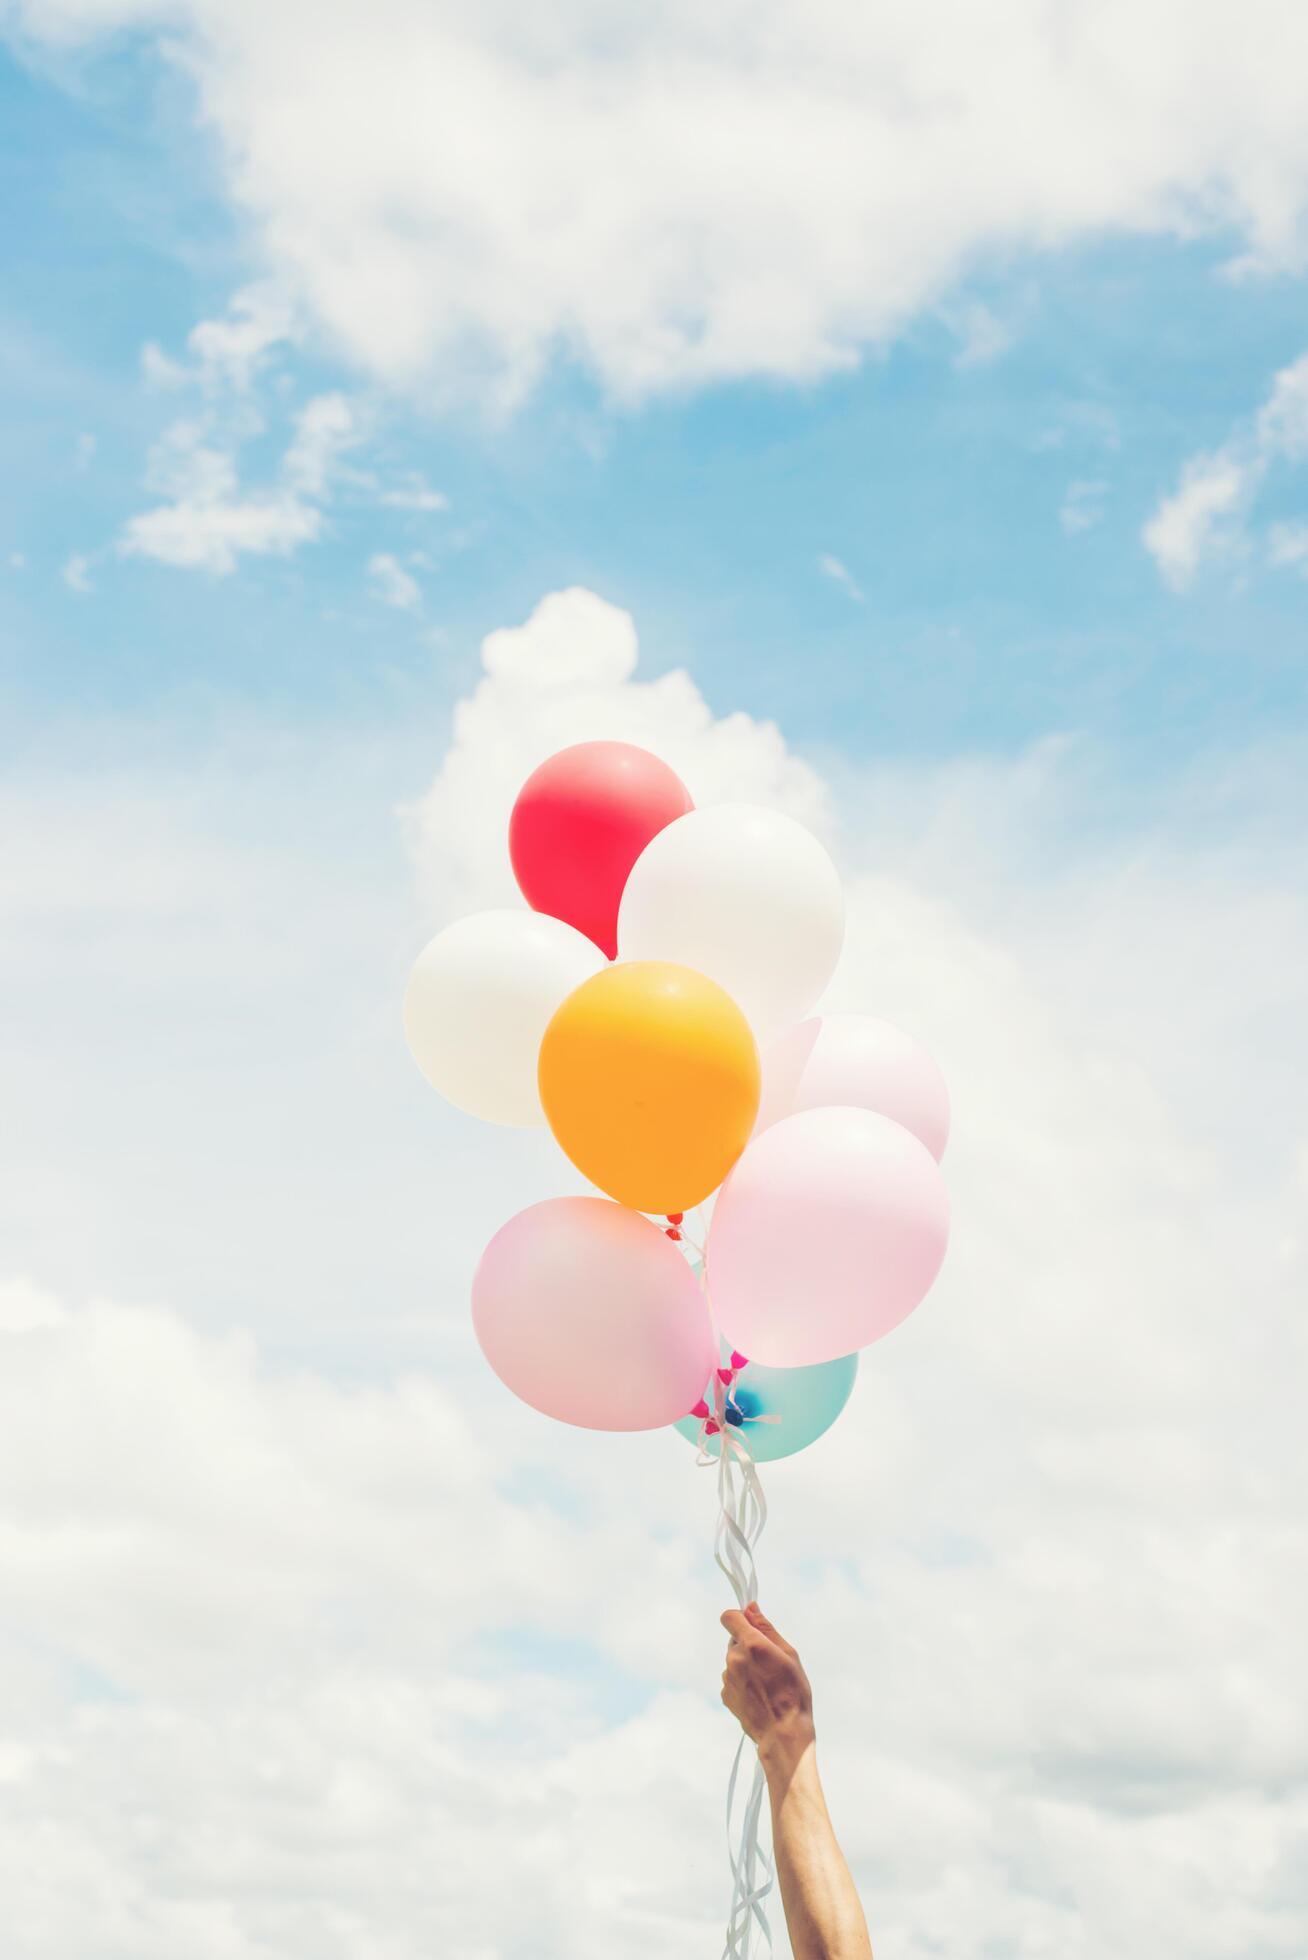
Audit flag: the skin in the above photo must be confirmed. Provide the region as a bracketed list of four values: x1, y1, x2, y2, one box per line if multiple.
[721, 1602, 873, 1960]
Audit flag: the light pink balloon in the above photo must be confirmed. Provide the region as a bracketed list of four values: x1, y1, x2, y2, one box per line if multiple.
[757, 1014, 950, 1161]
[473, 1196, 715, 1430]
[707, 1107, 949, 1367]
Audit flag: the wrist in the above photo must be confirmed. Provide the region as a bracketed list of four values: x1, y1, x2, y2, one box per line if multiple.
[758, 1715, 817, 1783]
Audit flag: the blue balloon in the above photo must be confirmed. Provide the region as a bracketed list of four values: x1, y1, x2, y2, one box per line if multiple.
[674, 1340, 857, 1463]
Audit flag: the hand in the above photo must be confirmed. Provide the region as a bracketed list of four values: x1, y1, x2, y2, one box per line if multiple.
[720, 1601, 815, 1770]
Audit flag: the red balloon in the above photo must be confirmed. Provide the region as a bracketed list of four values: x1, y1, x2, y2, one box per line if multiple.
[509, 742, 693, 958]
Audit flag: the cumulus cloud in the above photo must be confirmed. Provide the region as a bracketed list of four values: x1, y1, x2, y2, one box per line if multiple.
[13, 3, 1308, 400]
[3, 591, 1306, 1954]
[405, 586, 833, 927]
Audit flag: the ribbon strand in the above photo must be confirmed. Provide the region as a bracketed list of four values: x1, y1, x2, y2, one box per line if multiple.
[699, 1364, 774, 1958]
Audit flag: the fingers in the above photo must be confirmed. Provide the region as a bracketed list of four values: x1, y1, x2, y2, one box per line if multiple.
[720, 1608, 752, 1642]
[744, 1601, 798, 1656]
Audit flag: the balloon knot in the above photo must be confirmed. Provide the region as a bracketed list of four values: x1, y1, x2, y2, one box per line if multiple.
[729, 1351, 749, 1371]
[717, 1366, 735, 1385]
[665, 1227, 682, 1241]
[704, 1418, 720, 1436]
[666, 1212, 684, 1226]
[689, 1398, 711, 1420]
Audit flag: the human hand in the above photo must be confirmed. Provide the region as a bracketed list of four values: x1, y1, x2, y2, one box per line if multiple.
[720, 1601, 816, 1772]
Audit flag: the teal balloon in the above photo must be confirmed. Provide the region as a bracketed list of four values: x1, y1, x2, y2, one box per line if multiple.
[674, 1339, 857, 1464]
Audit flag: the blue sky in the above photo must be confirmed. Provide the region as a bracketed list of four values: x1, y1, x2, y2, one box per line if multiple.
[5, 33, 1307, 789]
[2, 11, 1306, 1959]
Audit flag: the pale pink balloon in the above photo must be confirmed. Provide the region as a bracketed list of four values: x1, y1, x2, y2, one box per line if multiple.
[757, 1014, 950, 1161]
[473, 1197, 715, 1430]
[707, 1107, 949, 1367]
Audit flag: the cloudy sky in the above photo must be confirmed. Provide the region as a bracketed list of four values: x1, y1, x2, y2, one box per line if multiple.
[2, 5, 1306, 1956]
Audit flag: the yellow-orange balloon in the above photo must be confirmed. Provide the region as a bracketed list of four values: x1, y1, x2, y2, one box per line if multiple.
[539, 961, 760, 1214]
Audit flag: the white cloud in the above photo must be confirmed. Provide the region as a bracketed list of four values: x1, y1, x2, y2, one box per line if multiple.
[1144, 343, 1308, 586]
[378, 474, 449, 512]
[120, 394, 359, 575]
[406, 586, 833, 927]
[368, 549, 422, 610]
[141, 284, 297, 396]
[1059, 477, 1109, 535]
[1142, 449, 1253, 589]
[60, 552, 93, 592]
[2, 591, 1306, 1954]
[283, 391, 358, 498]
[945, 299, 1014, 370]
[818, 552, 865, 602]
[140, 340, 190, 390]
[1255, 350, 1308, 459]
[15, 4, 1308, 400]
[121, 488, 321, 573]
[186, 283, 297, 392]
[119, 292, 360, 576]
[1268, 520, 1308, 571]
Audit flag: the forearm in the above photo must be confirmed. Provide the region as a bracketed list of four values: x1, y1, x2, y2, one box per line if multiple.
[762, 1732, 873, 1960]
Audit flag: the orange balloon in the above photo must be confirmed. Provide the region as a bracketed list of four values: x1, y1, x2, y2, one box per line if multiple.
[539, 961, 760, 1214]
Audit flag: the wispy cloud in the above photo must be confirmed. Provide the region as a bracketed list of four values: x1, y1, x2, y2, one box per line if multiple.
[818, 553, 864, 603]
[141, 284, 297, 396]
[1268, 521, 1308, 574]
[946, 299, 1014, 370]
[61, 553, 94, 593]
[120, 395, 357, 576]
[378, 475, 449, 513]
[1144, 348, 1308, 589]
[368, 551, 422, 611]
[1059, 478, 1109, 536]
[1144, 452, 1252, 588]
[120, 294, 450, 578]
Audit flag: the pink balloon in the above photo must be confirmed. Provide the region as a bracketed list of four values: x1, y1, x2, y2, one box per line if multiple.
[707, 1107, 949, 1367]
[757, 1014, 950, 1162]
[473, 1196, 714, 1430]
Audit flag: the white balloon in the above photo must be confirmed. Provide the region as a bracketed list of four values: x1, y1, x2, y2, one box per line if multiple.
[756, 1014, 951, 1161]
[403, 910, 605, 1126]
[617, 805, 844, 1038]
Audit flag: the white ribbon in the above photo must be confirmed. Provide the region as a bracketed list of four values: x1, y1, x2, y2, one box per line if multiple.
[697, 1363, 775, 1958]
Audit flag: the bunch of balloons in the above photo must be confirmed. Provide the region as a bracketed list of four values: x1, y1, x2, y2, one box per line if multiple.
[404, 740, 949, 1466]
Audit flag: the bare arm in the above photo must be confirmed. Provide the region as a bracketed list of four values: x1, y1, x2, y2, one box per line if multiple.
[720, 1602, 873, 1960]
